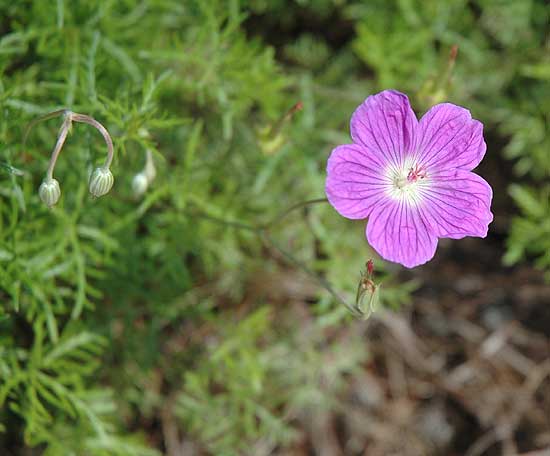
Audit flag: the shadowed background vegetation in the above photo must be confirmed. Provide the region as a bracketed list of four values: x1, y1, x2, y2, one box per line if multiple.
[0, 1, 549, 454]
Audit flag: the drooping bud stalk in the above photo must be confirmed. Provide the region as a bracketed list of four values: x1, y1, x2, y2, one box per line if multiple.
[132, 149, 156, 198]
[45, 111, 72, 182]
[38, 178, 61, 208]
[143, 149, 156, 182]
[69, 113, 114, 170]
[25, 109, 116, 206]
[69, 113, 115, 198]
[35, 111, 72, 207]
[355, 259, 380, 319]
[89, 167, 114, 198]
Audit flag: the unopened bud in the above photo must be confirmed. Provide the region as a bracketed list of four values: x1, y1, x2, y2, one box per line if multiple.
[417, 44, 459, 110]
[132, 172, 149, 197]
[449, 44, 458, 64]
[288, 101, 303, 116]
[366, 259, 374, 276]
[257, 129, 286, 155]
[257, 101, 303, 155]
[89, 167, 114, 198]
[356, 280, 380, 319]
[355, 260, 380, 318]
[144, 150, 156, 182]
[39, 178, 61, 207]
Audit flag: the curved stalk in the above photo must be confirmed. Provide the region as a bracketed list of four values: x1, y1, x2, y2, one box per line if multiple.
[25, 109, 115, 175]
[45, 114, 72, 180]
[69, 113, 114, 169]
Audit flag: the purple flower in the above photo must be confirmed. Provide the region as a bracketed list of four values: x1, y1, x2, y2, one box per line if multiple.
[325, 90, 493, 268]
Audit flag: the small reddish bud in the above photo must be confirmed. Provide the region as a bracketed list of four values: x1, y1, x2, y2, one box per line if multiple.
[366, 259, 374, 276]
[292, 101, 304, 113]
[449, 44, 459, 62]
[355, 259, 380, 318]
[258, 101, 303, 155]
[284, 101, 304, 121]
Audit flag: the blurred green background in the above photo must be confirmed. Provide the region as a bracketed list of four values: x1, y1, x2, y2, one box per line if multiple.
[0, 1, 549, 454]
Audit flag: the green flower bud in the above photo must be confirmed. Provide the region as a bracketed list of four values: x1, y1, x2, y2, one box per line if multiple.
[355, 260, 380, 319]
[39, 178, 61, 208]
[132, 172, 148, 197]
[144, 158, 156, 182]
[89, 167, 114, 198]
[356, 281, 380, 320]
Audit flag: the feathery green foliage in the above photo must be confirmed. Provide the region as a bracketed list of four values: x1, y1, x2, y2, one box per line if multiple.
[0, 0, 548, 454]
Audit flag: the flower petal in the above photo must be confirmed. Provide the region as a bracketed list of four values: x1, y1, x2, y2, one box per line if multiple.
[417, 103, 486, 171]
[419, 169, 493, 239]
[325, 144, 388, 219]
[366, 199, 438, 268]
[350, 90, 418, 169]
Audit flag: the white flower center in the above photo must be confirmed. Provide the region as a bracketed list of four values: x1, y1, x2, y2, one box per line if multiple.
[385, 158, 429, 205]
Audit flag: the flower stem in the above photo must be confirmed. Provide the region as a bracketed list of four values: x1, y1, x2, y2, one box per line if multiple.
[189, 197, 361, 317]
[45, 113, 72, 180]
[260, 232, 362, 317]
[69, 113, 114, 169]
[191, 209, 257, 232]
[267, 101, 303, 138]
[25, 109, 115, 179]
[261, 197, 328, 229]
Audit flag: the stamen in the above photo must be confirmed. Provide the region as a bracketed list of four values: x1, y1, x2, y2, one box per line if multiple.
[407, 164, 427, 183]
[386, 160, 429, 205]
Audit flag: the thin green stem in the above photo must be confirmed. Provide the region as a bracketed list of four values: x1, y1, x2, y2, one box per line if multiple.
[188, 197, 361, 317]
[192, 210, 257, 232]
[260, 232, 362, 317]
[24, 110, 115, 180]
[267, 101, 303, 138]
[261, 197, 328, 229]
